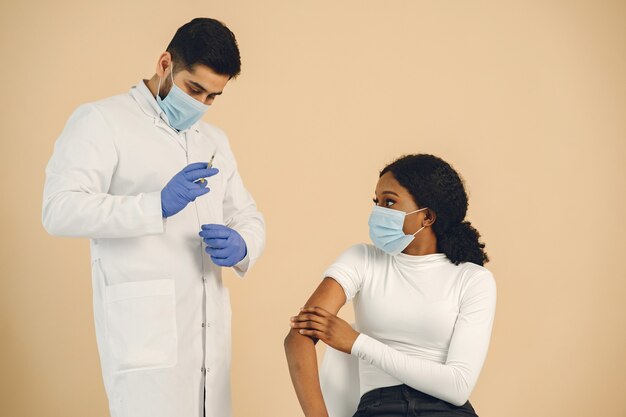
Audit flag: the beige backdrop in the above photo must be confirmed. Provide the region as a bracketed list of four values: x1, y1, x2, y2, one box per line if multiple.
[1, 1, 625, 416]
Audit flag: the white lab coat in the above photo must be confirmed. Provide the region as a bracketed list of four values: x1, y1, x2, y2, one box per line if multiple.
[42, 81, 266, 417]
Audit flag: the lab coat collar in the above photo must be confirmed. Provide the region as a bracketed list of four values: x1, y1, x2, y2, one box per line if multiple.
[131, 79, 165, 119]
[130, 80, 201, 133]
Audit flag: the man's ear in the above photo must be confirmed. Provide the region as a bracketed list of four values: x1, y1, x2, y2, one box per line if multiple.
[155, 51, 173, 78]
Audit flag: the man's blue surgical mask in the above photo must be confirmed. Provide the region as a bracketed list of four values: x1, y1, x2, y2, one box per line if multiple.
[368, 205, 428, 255]
[156, 64, 209, 131]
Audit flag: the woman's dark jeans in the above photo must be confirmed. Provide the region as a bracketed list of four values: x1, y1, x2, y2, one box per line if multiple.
[352, 385, 478, 417]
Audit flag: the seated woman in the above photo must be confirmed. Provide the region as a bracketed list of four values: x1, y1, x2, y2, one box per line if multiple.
[284, 154, 496, 417]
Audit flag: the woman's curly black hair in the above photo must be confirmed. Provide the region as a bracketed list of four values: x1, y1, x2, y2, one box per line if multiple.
[380, 154, 489, 266]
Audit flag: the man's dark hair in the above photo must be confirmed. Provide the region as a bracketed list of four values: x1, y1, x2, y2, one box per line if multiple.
[166, 18, 241, 78]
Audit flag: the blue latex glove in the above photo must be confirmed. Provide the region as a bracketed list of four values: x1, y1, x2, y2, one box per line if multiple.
[161, 162, 219, 218]
[199, 224, 247, 267]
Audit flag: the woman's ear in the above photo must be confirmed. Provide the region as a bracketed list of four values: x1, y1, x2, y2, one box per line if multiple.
[423, 209, 436, 227]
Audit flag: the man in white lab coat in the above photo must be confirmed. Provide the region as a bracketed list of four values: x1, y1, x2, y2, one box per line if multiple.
[42, 18, 265, 417]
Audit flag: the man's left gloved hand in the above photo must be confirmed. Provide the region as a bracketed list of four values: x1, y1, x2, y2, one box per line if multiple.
[199, 224, 247, 267]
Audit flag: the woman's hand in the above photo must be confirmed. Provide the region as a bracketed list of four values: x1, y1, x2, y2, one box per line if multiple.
[290, 306, 360, 354]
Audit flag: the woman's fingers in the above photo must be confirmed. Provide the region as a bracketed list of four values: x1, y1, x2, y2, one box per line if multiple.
[290, 319, 325, 332]
[291, 307, 334, 343]
[297, 329, 323, 339]
[300, 306, 332, 317]
[290, 306, 339, 342]
[291, 313, 327, 326]
[289, 306, 358, 354]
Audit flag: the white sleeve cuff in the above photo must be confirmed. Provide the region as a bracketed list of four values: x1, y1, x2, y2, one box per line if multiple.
[233, 251, 250, 277]
[350, 333, 382, 361]
[138, 190, 165, 235]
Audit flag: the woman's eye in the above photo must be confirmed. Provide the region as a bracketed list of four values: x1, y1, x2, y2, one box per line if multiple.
[372, 197, 395, 207]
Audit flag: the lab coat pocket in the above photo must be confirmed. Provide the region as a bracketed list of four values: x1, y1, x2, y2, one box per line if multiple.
[105, 279, 178, 372]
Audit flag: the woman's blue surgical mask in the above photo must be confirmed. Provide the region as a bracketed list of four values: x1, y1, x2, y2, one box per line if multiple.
[368, 205, 428, 255]
[156, 64, 209, 131]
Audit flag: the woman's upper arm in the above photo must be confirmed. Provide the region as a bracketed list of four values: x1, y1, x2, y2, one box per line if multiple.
[285, 277, 346, 343]
[287, 243, 368, 338]
[303, 277, 347, 316]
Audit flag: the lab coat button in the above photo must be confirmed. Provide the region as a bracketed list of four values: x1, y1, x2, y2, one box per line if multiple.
[201, 323, 205, 327]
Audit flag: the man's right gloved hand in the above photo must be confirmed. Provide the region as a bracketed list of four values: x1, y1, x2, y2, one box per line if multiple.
[161, 162, 219, 218]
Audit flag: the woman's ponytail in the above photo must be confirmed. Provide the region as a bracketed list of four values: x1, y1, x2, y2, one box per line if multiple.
[435, 221, 488, 266]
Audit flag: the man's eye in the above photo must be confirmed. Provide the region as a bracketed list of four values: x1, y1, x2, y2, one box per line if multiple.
[191, 89, 202, 95]
[385, 199, 395, 207]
